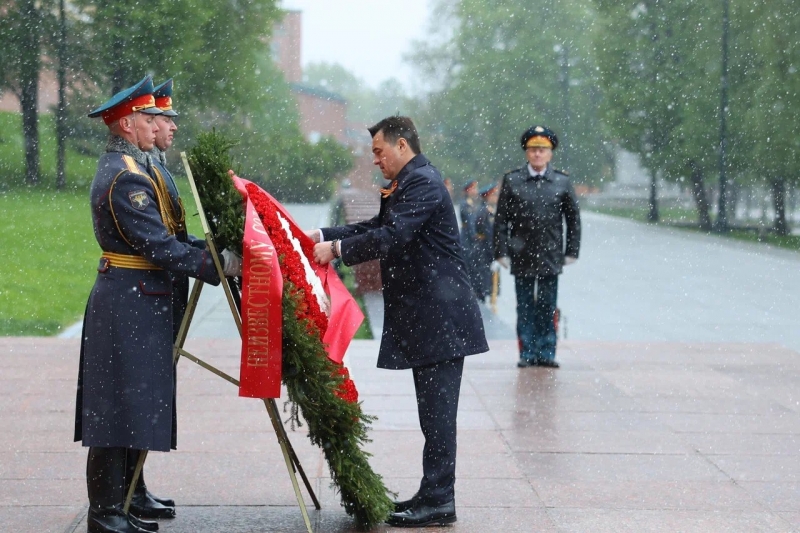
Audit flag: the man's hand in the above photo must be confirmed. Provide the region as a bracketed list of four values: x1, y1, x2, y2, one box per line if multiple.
[305, 229, 321, 243]
[221, 248, 243, 277]
[564, 256, 577, 266]
[313, 241, 335, 265]
[496, 257, 509, 269]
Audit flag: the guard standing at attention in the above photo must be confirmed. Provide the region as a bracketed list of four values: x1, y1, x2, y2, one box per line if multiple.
[113, 78, 206, 524]
[474, 183, 500, 301]
[459, 179, 483, 299]
[493, 125, 581, 369]
[74, 76, 240, 533]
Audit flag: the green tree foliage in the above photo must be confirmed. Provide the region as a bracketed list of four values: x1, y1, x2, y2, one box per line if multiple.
[595, 0, 800, 232]
[2, 2, 352, 197]
[304, 62, 417, 124]
[736, 1, 800, 234]
[0, 0, 58, 186]
[594, 0, 727, 229]
[408, 0, 608, 187]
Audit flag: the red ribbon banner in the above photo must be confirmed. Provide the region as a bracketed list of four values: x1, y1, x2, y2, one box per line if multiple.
[254, 187, 364, 364]
[238, 192, 283, 398]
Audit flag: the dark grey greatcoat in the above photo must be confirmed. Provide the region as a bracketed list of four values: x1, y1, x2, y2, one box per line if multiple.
[322, 154, 489, 369]
[150, 148, 207, 335]
[494, 164, 581, 278]
[74, 137, 220, 452]
[150, 149, 207, 448]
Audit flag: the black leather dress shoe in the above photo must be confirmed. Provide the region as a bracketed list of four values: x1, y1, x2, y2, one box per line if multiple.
[129, 490, 176, 520]
[392, 496, 418, 513]
[539, 360, 560, 368]
[127, 512, 158, 532]
[140, 488, 175, 508]
[386, 500, 456, 527]
[88, 506, 148, 533]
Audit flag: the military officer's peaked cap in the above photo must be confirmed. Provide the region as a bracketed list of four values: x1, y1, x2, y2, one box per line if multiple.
[520, 125, 559, 150]
[153, 79, 178, 117]
[480, 183, 499, 197]
[463, 179, 478, 191]
[88, 75, 162, 125]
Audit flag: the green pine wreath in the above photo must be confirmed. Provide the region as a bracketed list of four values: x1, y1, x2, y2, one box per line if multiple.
[187, 131, 393, 529]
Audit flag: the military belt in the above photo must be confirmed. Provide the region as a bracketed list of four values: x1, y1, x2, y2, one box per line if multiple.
[99, 252, 162, 271]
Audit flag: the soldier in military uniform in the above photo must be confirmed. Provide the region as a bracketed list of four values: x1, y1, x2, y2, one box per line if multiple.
[109, 79, 207, 524]
[474, 183, 500, 301]
[74, 76, 240, 533]
[459, 179, 483, 298]
[493, 126, 581, 369]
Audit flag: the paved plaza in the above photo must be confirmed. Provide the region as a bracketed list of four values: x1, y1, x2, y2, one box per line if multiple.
[3, 209, 800, 532]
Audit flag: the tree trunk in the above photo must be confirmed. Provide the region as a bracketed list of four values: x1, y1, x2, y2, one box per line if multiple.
[771, 177, 788, 236]
[56, 0, 67, 190]
[19, 0, 41, 187]
[689, 160, 712, 231]
[647, 169, 659, 223]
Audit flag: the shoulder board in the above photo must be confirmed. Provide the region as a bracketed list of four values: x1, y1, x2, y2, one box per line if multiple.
[503, 167, 525, 178]
[121, 154, 149, 177]
[554, 168, 569, 176]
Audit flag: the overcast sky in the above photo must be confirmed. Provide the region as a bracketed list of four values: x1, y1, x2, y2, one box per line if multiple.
[280, 0, 432, 92]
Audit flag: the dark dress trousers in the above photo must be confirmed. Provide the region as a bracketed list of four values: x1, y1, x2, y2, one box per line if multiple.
[322, 153, 488, 504]
[74, 140, 220, 453]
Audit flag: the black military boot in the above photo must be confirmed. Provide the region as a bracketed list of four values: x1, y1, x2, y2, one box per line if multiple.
[86, 447, 149, 533]
[126, 449, 176, 520]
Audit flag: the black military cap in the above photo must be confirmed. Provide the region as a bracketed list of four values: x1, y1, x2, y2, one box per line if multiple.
[520, 125, 559, 150]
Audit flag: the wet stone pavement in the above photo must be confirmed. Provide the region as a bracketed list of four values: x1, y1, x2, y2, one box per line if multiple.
[1, 335, 799, 533]
[9, 208, 800, 532]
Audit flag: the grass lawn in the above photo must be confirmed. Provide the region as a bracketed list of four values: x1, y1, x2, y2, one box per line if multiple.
[1, 178, 373, 338]
[0, 111, 98, 190]
[0, 176, 205, 337]
[0, 190, 97, 335]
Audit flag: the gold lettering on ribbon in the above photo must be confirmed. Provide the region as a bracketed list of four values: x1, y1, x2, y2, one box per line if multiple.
[251, 214, 269, 236]
[244, 239, 277, 368]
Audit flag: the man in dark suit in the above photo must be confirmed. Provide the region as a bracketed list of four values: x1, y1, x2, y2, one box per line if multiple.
[75, 76, 239, 533]
[308, 116, 488, 527]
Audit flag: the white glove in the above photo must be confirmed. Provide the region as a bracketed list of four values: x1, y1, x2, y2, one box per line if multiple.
[564, 256, 577, 266]
[490, 260, 501, 273]
[221, 248, 243, 277]
[496, 257, 509, 269]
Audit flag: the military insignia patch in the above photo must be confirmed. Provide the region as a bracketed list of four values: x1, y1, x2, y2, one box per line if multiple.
[128, 190, 149, 210]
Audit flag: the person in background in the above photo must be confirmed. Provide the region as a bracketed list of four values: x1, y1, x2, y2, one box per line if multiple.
[307, 116, 488, 528]
[459, 179, 483, 298]
[474, 183, 500, 302]
[443, 177, 455, 200]
[493, 125, 581, 369]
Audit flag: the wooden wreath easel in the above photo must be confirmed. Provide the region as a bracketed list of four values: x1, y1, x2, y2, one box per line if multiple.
[123, 153, 320, 533]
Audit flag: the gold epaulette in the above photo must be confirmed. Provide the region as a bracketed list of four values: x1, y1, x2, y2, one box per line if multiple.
[100, 252, 161, 270]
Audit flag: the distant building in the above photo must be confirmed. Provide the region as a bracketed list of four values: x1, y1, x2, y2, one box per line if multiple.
[271, 9, 377, 191]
